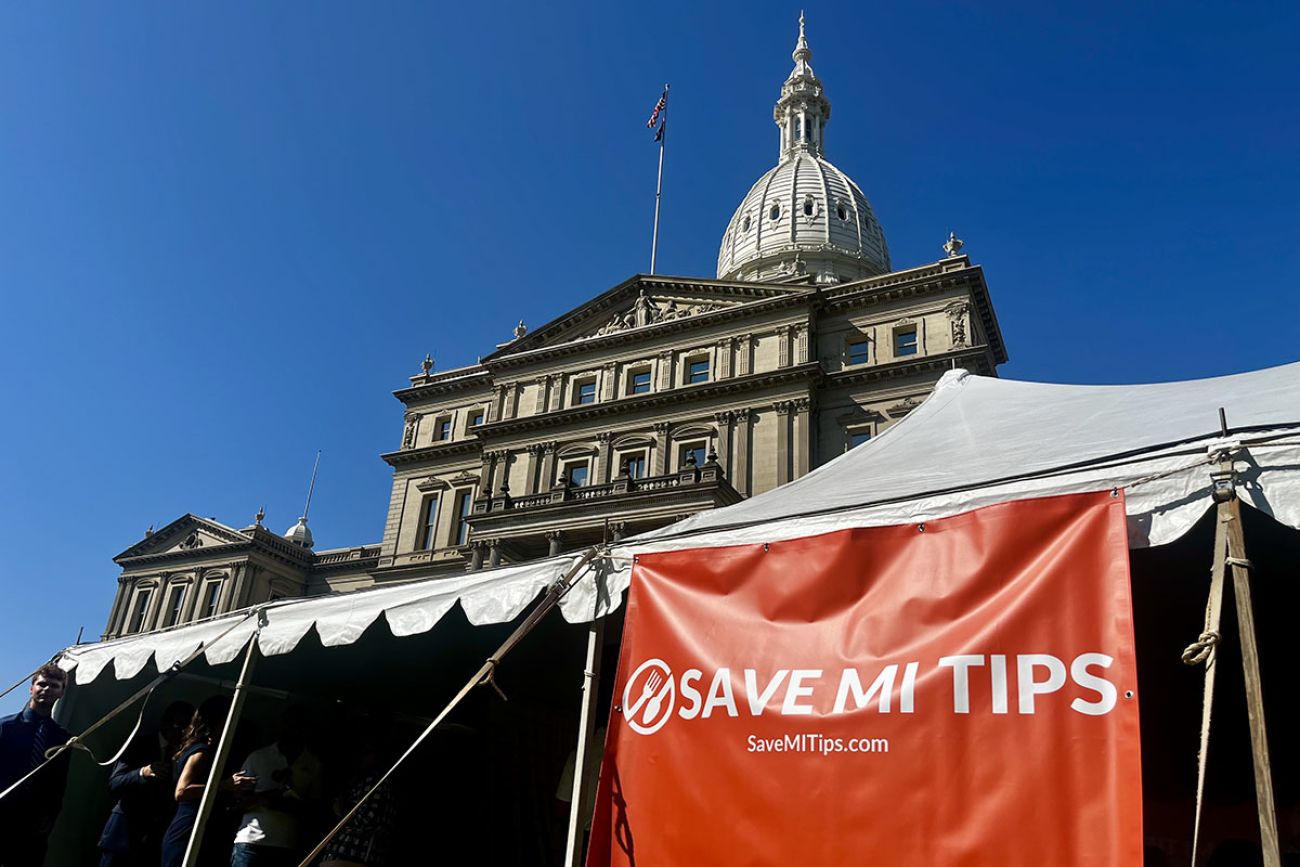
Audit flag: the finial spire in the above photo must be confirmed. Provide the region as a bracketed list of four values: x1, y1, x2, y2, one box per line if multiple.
[793, 11, 811, 64]
[944, 231, 965, 258]
[302, 450, 321, 521]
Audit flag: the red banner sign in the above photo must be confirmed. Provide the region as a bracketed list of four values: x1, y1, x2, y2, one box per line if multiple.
[587, 491, 1142, 866]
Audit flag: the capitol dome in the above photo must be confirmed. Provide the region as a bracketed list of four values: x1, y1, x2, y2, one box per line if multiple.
[717, 15, 891, 284]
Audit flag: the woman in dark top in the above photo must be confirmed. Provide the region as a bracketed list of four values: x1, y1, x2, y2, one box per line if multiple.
[159, 696, 252, 867]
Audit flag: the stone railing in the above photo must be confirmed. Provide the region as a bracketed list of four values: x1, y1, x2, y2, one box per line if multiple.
[474, 458, 725, 515]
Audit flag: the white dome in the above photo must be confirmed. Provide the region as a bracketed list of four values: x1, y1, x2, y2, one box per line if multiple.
[284, 516, 314, 549]
[717, 14, 891, 284]
[717, 151, 890, 283]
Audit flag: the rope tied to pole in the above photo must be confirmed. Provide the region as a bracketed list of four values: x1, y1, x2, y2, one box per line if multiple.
[1182, 631, 1220, 667]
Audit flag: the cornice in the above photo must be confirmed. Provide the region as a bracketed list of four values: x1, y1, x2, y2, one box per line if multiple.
[381, 438, 484, 468]
[394, 366, 492, 403]
[827, 348, 997, 386]
[475, 364, 823, 436]
[485, 291, 815, 372]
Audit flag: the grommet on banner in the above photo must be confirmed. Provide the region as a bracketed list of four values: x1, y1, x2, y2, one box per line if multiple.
[1124, 690, 1135, 700]
[763, 543, 770, 552]
[633, 555, 639, 564]
[1111, 487, 1119, 498]
[917, 523, 926, 533]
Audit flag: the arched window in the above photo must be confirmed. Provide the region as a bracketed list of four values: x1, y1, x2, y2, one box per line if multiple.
[836, 201, 849, 221]
[803, 195, 815, 217]
[742, 214, 751, 232]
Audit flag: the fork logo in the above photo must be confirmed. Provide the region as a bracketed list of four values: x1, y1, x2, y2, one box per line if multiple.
[622, 658, 676, 735]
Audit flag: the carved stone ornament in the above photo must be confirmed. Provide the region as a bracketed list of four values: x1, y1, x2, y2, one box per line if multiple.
[449, 471, 479, 485]
[946, 301, 971, 348]
[593, 290, 722, 337]
[402, 413, 419, 449]
[180, 531, 203, 550]
[887, 396, 922, 416]
[415, 476, 447, 493]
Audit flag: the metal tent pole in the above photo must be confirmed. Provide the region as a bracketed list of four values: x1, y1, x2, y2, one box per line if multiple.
[564, 618, 607, 867]
[181, 628, 260, 867]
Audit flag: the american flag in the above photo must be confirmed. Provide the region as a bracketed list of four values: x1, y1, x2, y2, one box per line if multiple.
[646, 89, 667, 129]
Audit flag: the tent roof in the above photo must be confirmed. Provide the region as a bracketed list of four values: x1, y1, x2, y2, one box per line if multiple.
[59, 362, 1300, 685]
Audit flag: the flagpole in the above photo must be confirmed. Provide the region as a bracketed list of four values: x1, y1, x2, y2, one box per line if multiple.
[650, 83, 669, 275]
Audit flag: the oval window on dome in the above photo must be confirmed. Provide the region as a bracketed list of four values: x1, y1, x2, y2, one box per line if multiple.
[836, 201, 849, 221]
[803, 195, 815, 217]
[769, 203, 781, 221]
[742, 215, 752, 233]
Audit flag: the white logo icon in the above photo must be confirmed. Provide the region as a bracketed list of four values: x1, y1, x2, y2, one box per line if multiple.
[622, 658, 676, 735]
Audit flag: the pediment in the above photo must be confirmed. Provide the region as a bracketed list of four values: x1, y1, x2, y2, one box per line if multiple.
[115, 514, 251, 562]
[488, 275, 808, 359]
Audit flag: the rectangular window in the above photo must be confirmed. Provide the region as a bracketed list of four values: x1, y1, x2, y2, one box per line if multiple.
[847, 339, 869, 366]
[419, 495, 440, 551]
[164, 586, 186, 628]
[686, 358, 710, 384]
[564, 461, 590, 486]
[202, 582, 222, 619]
[627, 370, 652, 395]
[849, 429, 873, 450]
[454, 490, 473, 546]
[469, 410, 485, 429]
[574, 380, 597, 405]
[679, 442, 707, 470]
[622, 452, 647, 479]
[129, 589, 152, 634]
[436, 418, 453, 441]
[894, 328, 918, 357]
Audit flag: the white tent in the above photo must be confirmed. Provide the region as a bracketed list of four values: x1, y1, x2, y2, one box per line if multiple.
[59, 361, 1300, 686]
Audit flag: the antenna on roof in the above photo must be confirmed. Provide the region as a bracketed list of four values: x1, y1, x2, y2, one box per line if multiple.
[303, 450, 322, 521]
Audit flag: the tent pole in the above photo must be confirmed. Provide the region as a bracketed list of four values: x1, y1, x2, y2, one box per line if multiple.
[564, 618, 606, 867]
[1221, 494, 1281, 867]
[181, 630, 260, 867]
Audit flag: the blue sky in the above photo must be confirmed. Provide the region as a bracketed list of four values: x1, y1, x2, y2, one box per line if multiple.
[1, 1, 1297, 711]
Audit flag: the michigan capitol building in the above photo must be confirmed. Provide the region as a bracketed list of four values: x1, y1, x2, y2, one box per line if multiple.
[101, 19, 1008, 640]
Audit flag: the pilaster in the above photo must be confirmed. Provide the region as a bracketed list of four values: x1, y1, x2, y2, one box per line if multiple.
[653, 422, 671, 475]
[734, 408, 752, 495]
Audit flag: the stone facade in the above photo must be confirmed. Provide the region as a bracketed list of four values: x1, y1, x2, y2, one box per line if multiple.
[99, 17, 1008, 639]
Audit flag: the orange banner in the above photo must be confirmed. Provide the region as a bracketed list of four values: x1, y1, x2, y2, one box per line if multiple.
[587, 491, 1141, 866]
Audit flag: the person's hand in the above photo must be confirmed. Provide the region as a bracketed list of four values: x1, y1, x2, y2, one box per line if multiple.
[231, 772, 257, 792]
[141, 764, 156, 780]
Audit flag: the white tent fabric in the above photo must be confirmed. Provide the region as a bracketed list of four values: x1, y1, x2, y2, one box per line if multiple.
[60, 556, 579, 685]
[562, 361, 1300, 621]
[59, 362, 1300, 684]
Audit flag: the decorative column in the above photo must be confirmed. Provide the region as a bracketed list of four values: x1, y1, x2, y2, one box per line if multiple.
[777, 326, 792, 368]
[594, 432, 612, 484]
[653, 422, 671, 475]
[716, 338, 733, 379]
[469, 541, 486, 571]
[479, 450, 499, 492]
[793, 398, 811, 478]
[504, 383, 520, 419]
[539, 442, 558, 491]
[734, 409, 752, 495]
[774, 401, 794, 486]
[794, 324, 810, 364]
[180, 574, 202, 623]
[713, 411, 733, 478]
[142, 576, 168, 631]
[523, 444, 542, 495]
[103, 578, 129, 638]
[488, 539, 503, 568]
[227, 564, 249, 613]
[737, 334, 754, 376]
[534, 376, 549, 414]
[610, 521, 628, 542]
[546, 530, 564, 557]
[657, 350, 674, 390]
[489, 384, 508, 423]
[548, 375, 564, 412]
[601, 363, 617, 401]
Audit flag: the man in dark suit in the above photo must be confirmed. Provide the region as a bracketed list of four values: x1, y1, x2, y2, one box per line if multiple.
[98, 700, 195, 867]
[0, 663, 71, 867]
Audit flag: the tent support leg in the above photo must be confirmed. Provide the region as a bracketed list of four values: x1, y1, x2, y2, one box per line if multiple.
[181, 633, 259, 867]
[565, 618, 606, 867]
[1222, 497, 1281, 867]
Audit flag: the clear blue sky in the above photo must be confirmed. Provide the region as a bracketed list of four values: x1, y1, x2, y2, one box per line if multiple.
[2, 1, 1297, 710]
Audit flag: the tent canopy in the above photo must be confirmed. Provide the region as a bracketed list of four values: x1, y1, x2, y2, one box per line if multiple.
[59, 361, 1300, 685]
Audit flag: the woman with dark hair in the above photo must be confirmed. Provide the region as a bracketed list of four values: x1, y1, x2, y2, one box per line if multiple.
[159, 696, 254, 867]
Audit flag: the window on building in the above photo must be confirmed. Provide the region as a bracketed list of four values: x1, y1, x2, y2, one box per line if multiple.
[564, 461, 590, 487]
[419, 495, 440, 551]
[895, 327, 918, 357]
[769, 203, 781, 221]
[849, 429, 873, 450]
[469, 409, 485, 429]
[627, 369, 652, 395]
[686, 358, 710, 385]
[129, 589, 152, 634]
[202, 582, 222, 620]
[164, 586, 186, 628]
[847, 339, 869, 366]
[837, 202, 849, 221]
[574, 379, 597, 406]
[436, 417, 453, 441]
[454, 490, 473, 546]
[679, 442, 707, 470]
[621, 451, 648, 479]
[803, 195, 815, 217]
[742, 215, 751, 232]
